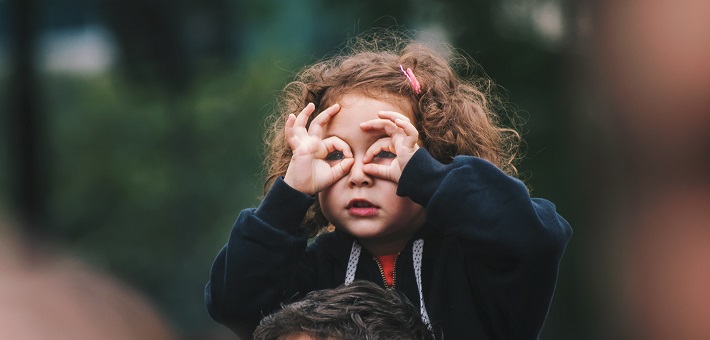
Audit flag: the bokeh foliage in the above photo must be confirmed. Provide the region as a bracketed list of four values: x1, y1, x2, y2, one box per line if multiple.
[41, 58, 301, 332]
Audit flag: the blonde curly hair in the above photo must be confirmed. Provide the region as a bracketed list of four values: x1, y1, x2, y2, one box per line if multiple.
[263, 30, 521, 236]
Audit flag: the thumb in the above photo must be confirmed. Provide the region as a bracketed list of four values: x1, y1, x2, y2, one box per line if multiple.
[331, 158, 355, 179]
[363, 163, 398, 183]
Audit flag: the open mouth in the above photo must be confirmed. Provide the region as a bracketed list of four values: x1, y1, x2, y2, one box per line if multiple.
[347, 199, 379, 216]
[347, 199, 377, 208]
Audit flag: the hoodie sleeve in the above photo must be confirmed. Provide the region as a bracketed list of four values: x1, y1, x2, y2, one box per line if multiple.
[397, 148, 572, 338]
[204, 177, 316, 335]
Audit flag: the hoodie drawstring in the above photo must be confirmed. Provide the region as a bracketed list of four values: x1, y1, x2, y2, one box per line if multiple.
[345, 241, 362, 285]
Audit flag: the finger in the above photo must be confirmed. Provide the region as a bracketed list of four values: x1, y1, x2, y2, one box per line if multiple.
[393, 117, 419, 136]
[284, 114, 300, 147]
[331, 158, 355, 179]
[363, 138, 393, 163]
[286, 113, 296, 127]
[294, 103, 316, 129]
[377, 111, 419, 150]
[360, 119, 402, 136]
[378, 110, 411, 123]
[285, 113, 297, 133]
[322, 136, 353, 158]
[362, 163, 398, 183]
[376, 111, 418, 137]
[309, 103, 341, 136]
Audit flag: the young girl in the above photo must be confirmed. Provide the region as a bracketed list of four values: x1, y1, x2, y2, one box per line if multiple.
[205, 31, 572, 339]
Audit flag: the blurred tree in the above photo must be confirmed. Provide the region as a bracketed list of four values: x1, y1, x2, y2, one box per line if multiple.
[7, 0, 48, 237]
[100, 0, 236, 91]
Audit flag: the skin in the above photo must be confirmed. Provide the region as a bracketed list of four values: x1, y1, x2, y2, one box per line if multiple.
[284, 94, 426, 256]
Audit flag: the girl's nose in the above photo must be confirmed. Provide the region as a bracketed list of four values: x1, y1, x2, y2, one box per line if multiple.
[348, 159, 372, 187]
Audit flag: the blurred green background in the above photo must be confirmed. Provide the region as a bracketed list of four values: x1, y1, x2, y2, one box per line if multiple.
[1, 0, 599, 338]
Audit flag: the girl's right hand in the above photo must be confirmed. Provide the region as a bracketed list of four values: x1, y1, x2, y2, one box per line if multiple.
[284, 103, 354, 195]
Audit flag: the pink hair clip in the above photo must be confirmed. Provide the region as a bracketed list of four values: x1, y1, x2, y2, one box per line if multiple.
[399, 64, 421, 94]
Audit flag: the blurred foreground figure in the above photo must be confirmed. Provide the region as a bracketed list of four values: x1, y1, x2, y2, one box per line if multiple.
[0, 218, 175, 340]
[253, 280, 435, 340]
[593, 0, 710, 339]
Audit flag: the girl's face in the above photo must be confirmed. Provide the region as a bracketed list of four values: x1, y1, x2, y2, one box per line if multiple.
[318, 93, 426, 255]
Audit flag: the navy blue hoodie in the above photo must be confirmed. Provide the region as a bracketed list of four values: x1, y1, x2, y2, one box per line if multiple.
[205, 148, 572, 339]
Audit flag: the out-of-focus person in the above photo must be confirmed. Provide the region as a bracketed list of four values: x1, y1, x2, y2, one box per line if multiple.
[589, 1, 710, 339]
[0, 216, 175, 340]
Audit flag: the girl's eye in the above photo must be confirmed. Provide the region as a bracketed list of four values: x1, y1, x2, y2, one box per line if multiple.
[374, 150, 396, 159]
[325, 151, 345, 161]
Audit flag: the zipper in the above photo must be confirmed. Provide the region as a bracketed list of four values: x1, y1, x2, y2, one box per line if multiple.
[373, 253, 399, 290]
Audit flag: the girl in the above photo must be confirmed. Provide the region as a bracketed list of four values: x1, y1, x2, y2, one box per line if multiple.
[205, 31, 572, 339]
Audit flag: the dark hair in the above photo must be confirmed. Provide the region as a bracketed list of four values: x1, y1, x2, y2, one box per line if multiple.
[263, 29, 521, 236]
[253, 280, 436, 340]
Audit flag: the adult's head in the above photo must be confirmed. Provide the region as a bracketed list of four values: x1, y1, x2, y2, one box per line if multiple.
[253, 280, 435, 340]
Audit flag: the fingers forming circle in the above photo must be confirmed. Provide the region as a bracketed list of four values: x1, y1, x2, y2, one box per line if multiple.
[322, 136, 353, 159]
[363, 137, 394, 163]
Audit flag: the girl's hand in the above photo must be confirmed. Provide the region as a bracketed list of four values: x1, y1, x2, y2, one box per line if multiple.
[284, 103, 354, 195]
[359, 111, 420, 183]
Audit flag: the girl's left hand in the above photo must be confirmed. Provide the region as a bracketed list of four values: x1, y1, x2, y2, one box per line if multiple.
[359, 111, 420, 183]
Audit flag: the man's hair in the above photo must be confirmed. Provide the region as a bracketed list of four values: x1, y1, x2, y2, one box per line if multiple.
[252, 280, 435, 340]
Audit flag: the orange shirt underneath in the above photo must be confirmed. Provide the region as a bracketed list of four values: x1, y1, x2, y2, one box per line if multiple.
[376, 254, 398, 287]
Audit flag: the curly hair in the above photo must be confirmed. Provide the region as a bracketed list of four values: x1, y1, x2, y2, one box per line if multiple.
[252, 280, 436, 340]
[263, 29, 521, 236]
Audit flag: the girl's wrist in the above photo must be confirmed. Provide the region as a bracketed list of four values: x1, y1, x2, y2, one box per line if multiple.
[283, 172, 314, 196]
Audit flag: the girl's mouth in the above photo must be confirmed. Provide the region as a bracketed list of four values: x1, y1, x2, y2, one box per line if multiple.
[346, 199, 379, 217]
